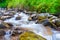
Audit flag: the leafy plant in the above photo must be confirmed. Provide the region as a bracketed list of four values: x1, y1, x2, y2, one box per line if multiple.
[0, 0, 9, 8]
[0, 0, 60, 14]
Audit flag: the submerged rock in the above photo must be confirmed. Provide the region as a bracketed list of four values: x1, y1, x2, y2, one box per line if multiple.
[19, 31, 46, 40]
[0, 11, 4, 16]
[15, 16, 21, 20]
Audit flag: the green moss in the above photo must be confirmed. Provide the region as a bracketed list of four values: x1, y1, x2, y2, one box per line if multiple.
[19, 31, 46, 40]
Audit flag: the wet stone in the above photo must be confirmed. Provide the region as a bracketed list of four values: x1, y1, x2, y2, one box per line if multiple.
[15, 16, 21, 20]
[56, 27, 60, 31]
[0, 11, 4, 16]
[0, 36, 5, 40]
[6, 23, 13, 27]
[41, 20, 50, 26]
[41, 20, 56, 29]
[0, 24, 7, 29]
[0, 30, 5, 36]
[32, 16, 37, 21]
[1, 16, 12, 21]
[6, 8, 15, 12]
[10, 35, 19, 40]
[28, 14, 38, 21]
[4, 23, 13, 29]
[0, 22, 13, 29]
[54, 20, 60, 27]
[14, 28, 21, 30]
[12, 30, 23, 36]
[28, 17, 32, 21]
[17, 9, 24, 12]
[11, 28, 24, 36]
[25, 12, 33, 15]
[4, 12, 15, 16]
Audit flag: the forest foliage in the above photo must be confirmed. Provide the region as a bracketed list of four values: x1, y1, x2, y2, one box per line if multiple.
[0, 0, 60, 14]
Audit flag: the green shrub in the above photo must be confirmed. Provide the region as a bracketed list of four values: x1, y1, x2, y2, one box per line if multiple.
[0, 0, 9, 8]
[0, 0, 60, 14]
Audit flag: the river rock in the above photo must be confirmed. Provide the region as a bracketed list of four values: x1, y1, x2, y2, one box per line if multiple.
[6, 8, 15, 11]
[4, 11, 15, 16]
[0, 30, 5, 36]
[11, 27, 24, 36]
[31, 16, 38, 21]
[3, 22, 13, 29]
[54, 20, 60, 27]
[6, 23, 13, 28]
[1, 16, 12, 21]
[28, 14, 38, 21]
[0, 11, 4, 16]
[15, 16, 21, 20]
[0, 24, 7, 29]
[36, 16, 46, 23]
[12, 28, 23, 36]
[28, 17, 32, 21]
[0, 22, 13, 29]
[17, 9, 24, 12]
[25, 11, 33, 15]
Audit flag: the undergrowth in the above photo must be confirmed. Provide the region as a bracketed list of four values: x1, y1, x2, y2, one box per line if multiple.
[0, 0, 60, 14]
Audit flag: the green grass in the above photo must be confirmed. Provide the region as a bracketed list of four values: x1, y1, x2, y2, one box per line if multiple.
[0, 0, 60, 14]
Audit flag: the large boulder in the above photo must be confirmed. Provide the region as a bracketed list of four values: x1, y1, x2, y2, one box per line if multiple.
[19, 31, 46, 40]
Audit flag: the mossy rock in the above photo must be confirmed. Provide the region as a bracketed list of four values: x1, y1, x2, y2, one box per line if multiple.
[38, 16, 46, 20]
[55, 20, 60, 27]
[37, 16, 47, 23]
[19, 31, 46, 40]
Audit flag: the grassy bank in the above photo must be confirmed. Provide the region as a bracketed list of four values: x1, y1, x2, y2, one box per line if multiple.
[0, 0, 60, 14]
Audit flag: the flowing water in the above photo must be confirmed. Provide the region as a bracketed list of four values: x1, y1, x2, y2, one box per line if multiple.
[3, 12, 53, 40]
[4, 12, 46, 34]
[4, 30, 12, 40]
